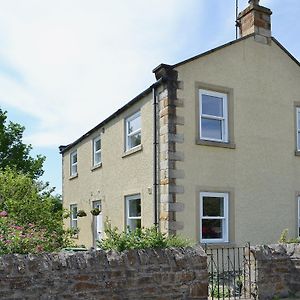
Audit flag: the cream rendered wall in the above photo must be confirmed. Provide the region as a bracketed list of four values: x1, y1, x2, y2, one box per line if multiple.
[174, 36, 300, 246]
[63, 94, 154, 247]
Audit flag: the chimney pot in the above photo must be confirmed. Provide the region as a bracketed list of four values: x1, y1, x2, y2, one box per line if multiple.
[248, 0, 260, 5]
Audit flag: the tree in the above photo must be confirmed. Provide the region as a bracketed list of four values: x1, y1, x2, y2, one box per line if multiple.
[0, 168, 74, 253]
[0, 108, 45, 179]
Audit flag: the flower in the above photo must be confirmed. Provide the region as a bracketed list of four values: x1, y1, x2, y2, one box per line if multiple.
[0, 211, 8, 217]
[11, 225, 24, 230]
[36, 245, 44, 252]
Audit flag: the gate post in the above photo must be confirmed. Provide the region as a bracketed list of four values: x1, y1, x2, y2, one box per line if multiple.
[245, 244, 257, 299]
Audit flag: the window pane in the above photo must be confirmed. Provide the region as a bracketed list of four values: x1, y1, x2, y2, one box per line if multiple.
[94, 152, 101, 165]
[202, 94, 223, 117]
[72, 153, 77, 164]
[298, 132, 300, 150]
[128, 115, 141, 134]
[203, 197, 224, 217]
[71, 206, 77, 219]
[71, 219, 77, 228]
[129, 199, 141, 217]
[201, 118, 222, 140]
[129, 132, 141, 148]
[95, 139, 101, 151]
[72, 164, 77, 175]
[128, 219, 141, 231]
[202, 219, 223, 239]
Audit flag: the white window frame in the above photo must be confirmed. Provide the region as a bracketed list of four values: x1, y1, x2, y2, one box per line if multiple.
[296, 107, 300, 151]
[125, 111, 141, 151]
[70, 150, 78, 176]
[200, 192, 229, 244]
[93, 136, 101, 166]
[199, 89, 228, 143]
[126, 194, 141, 231]
[70, 204, 78, 229]
[298, 197, 300, 238]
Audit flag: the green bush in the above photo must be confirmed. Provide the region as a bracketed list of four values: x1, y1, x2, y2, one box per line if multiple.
[0, 212, 75, 254]
[210, 284, 230, 298]
[278, 229, 300, 244]
[0, 168, 75, 254]
[97, 220, 192, 251]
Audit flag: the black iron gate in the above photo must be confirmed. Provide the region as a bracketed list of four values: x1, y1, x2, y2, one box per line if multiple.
[205, 243, 257, 299]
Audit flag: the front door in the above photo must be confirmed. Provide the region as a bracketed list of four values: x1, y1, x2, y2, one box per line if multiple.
[92, 200, 103, 248]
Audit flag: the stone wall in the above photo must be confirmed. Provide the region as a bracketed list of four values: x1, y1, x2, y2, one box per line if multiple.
[0, 246, 208, 300]
[250, 244, 300, 299]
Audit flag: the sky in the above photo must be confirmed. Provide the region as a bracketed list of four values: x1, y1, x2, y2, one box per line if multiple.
[0, 0, 299, 194]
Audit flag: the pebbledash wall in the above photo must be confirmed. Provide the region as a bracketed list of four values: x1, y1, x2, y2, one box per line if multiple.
[0, 246, 208, 300]
[250, 243, 300, 299]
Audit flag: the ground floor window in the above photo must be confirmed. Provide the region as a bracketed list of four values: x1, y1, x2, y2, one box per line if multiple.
[125, 194, 141, 231]
[200, 192, 229, 243]
[70, 204, 78, 229]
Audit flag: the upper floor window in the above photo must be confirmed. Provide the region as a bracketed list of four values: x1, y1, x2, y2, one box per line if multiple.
[70, 150, 78, 176]
[199, 89, 228, 143]
[125, 194, 141, 231]
[200, 192, 229, 243]
[126, 111, 141, 151]
[296, 108, 300, 151]
[70, 204, 78, 229]
[93, 136, 101, 166]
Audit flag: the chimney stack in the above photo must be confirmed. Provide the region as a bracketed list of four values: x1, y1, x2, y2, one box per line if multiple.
[237, 0, 272, 39]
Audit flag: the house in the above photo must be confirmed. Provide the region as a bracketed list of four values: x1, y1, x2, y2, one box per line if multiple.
[59, 0, 300, 248]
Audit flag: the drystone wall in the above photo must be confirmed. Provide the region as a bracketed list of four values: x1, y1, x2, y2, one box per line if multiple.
[0, 246, 208, 300]
[250, 243, 300, 299]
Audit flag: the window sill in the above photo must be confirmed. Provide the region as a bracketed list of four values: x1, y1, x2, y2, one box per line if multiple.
[196, 139, 236, 149]
[69, 174, 78, 180]
[91, 163, 102, 171]
[201, 242, 235, 249]
[122, 144, 143, 158]
[295, 151, 300, 156]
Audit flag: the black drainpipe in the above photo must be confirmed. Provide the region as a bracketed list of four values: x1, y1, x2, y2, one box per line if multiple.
[152, 86, 159, 229]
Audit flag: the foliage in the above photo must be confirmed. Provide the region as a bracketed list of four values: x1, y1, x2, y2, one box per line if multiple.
[97, 220, 192, 251]
[209, 284, 230, 298]
[0, 213, 67, 254]
[0, 108, 45, 179]
[278, 229, 300, 244]
[76, 210, 87, 217]
[90, 207, 101, 216]
[0, 168, 75, 253]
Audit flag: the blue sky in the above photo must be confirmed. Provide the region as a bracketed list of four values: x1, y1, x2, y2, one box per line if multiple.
[0, 0, 299, 194]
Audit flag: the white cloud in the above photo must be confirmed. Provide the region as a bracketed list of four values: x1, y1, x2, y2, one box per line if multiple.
[0, 0, 203, 147]
[0, 0, 298, 150]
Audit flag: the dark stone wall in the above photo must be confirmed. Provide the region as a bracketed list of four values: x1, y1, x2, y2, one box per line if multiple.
[250, 244, 300, 299]
[0, 246, 208, 300]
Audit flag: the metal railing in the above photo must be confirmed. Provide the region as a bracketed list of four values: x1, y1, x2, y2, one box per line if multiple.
[205, 243, 257, 300]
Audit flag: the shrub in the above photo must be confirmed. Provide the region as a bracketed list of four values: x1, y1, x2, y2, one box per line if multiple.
[278, 229, 300, 244]
[0, 168, 76, 254]
[210, 284, 230, 298]
[97, 220, 192, 251]
[0, 212, 74, 254]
